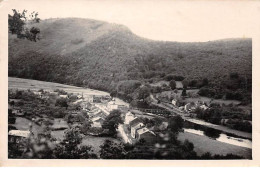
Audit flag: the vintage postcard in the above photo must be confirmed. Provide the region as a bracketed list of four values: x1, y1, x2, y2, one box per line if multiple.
[0, 0, 260, 167]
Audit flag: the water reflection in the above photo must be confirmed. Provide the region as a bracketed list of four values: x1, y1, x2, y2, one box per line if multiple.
[203, 128, 220, 139]
[183, 121, 252, 149]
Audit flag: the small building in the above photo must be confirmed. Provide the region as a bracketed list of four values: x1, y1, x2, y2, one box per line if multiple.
[107, 100, 129, 112]
[200, 104, 209, 110]
[107, 101, 118, 111]
[124, 112, 135, 125]
[159, 121, 168, 130]
[33, 91, 42, 96]
[89, 109, 102, 117]
[172, 99, 177, 106]
[91, 116, 105, 128]
[102, 95, 111, 101]
[8, 130, 30, 144]
[90, 110, 107, 119]
[220, 119, 229, 125]
[73, 99, 83, 104]
[12, 109, 25, 117]
[184, 103, 197, 112]
[49, 91, 59, 96]
[59, 95, 68, 99]
[136, 127, 156, 144]
[129, 117, 142, 127]
[131, 122, 144, 138]
[77, 94, 83, 99]
[80, 102, 92, 111]
[41, 95, 49, 100]
[93, 95, 102, 103]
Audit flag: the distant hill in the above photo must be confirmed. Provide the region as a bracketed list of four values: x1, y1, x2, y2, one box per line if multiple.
[8, 18, 252, 92]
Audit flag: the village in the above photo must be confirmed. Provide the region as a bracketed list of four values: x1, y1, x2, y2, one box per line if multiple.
[8, 88, 168, 156]
[7, 77, 253, 159]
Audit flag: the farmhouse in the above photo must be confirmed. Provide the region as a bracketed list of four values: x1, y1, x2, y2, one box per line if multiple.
[107, 101, 118, 111]
[107, 100, 129, 112]
[136, 127, 156, 144]
[131, 122, 144, 138]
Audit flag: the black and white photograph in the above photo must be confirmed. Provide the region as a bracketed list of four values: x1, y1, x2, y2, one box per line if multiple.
[1, 0, 259, 166]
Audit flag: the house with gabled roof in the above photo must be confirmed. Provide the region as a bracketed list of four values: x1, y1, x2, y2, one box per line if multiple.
[91, 116, 105, 128]
[136, 127, 157, 144]
[131, 122, 145, 138]
[129, 117, 142, 127]
[124, 111, 135, 125]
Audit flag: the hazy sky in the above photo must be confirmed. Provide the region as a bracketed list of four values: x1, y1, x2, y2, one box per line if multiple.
[3, 0, 259, 42]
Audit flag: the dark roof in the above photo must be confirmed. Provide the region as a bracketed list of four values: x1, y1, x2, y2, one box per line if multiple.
[129, 117, 143, 127]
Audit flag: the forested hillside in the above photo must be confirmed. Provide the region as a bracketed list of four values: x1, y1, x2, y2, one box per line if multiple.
[9, 18, 252, 93]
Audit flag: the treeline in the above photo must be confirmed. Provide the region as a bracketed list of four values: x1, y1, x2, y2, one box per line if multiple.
[194, 103, 252, 132]
[197, 72, 252, 104]
[9, 18, 252, 103]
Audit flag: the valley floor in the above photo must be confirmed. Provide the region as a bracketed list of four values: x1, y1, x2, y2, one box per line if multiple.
[8, 77, 252, 159]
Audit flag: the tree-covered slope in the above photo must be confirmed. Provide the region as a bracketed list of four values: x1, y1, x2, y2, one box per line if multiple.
[8, 18, 252, 92]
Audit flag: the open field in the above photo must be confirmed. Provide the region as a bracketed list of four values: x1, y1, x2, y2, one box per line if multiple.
[9, 77, 128, 107]
[81, 136, 120, 155]
[9, 77, 108, 96]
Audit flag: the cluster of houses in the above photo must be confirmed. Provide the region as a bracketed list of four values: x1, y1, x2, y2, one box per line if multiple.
[183, 101, 209, 112]
[86, 95, 111, 103]
[171, 98, 209, 113]
[87, 100, 129, 128]
[107, 100, 128, 112]
[124, 112, 156, 144]
[88, 107, 107, 128]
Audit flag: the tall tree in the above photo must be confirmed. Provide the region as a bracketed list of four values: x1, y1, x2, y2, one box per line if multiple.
[53, 129, 97, 159]
[137, 86, 150, 101]
[181, 88, 187, 97]
[99, 140, 126, 159]
[8, 9, 40, 41]
[169, 80, 176, 90]
[102, 109, 123, 136]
